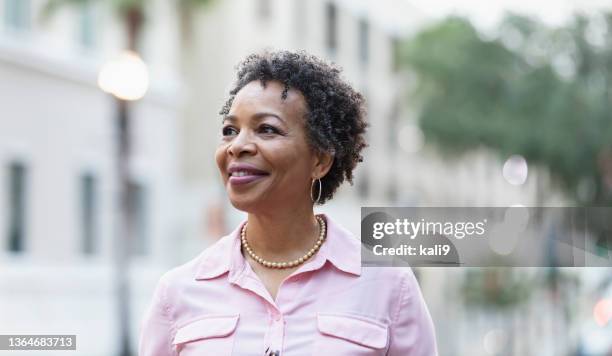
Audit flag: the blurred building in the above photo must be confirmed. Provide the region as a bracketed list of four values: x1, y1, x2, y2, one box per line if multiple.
[178, 0, 429, 239]
[0, 0, 429, 354]
[1, 0, 609, 355]
[0, 1, 182, 355]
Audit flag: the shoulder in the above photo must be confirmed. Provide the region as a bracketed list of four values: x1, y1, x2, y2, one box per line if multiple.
[159, 234, 234, 289]
[360, 267, 421, 305]
[360, 265, 417, 283]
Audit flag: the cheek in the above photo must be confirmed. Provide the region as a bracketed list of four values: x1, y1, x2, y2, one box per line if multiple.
[274, 146, 313, 178]
[214, 146, 227, 176]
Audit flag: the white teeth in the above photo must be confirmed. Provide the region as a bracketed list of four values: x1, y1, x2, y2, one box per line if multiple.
[232, 171, 252, 177]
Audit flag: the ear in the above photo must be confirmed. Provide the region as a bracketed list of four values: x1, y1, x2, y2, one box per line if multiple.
[312, 149, 334, 179]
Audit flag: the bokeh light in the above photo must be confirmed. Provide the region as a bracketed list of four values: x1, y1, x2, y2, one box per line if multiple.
[98, 51, 149, 101]
[593, 298, 612, 327]
[483, 328, 507, 355]
[502, 155, 528, 185]
[398, 124, 425, 154]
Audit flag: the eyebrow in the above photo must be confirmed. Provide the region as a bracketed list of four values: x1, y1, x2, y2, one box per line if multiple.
[223, 112, 286, 124]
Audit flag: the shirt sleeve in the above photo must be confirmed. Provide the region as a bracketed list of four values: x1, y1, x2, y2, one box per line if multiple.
[387, 269, 438, 356]
[139, 274, 177, 356]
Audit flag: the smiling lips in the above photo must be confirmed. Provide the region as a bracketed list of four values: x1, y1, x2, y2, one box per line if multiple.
[227, 163, 269, 186]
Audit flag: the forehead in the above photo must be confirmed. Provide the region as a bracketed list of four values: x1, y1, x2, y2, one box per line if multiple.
[229, 80, 307, 121]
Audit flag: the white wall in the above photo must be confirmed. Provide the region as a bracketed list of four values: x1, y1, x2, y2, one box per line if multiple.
[0, 1, 182, 353]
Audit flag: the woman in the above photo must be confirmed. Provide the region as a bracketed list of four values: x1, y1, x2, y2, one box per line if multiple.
[139, 50, 437, 355]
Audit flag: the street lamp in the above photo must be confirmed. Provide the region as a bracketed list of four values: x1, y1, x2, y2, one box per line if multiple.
[98, 50, 149, 356]
[98, 51, 149, 101]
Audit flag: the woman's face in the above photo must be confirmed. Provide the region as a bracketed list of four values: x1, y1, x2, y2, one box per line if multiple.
[215, 80, 328, 213]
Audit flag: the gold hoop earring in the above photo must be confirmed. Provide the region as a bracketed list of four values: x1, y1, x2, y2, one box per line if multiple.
[310, 178, 322, 204]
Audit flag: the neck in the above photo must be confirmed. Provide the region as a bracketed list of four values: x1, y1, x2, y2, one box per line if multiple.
[244, 204, 321, 261]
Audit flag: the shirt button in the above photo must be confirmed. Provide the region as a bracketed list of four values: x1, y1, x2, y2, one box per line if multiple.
[264, 347, 280, 356]
[273, 314, 281, 322]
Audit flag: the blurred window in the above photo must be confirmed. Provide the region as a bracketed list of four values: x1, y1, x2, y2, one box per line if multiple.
[80, 173, 98, 255]
[391, 36, 401, 72]
[388, 98, 400, 151]
[78, 1, 95, 49]
[293, 0, 305, 42]
[358, 18, 369, 66]
[4, 0, 30, 31]
[128, 180, 148, 256]
[386, 177, 398, 202]
[357, 169, 370, 198]
[7, 162, 27, 253]
[257, 0, 271, 21]
[325, 2, 337, 56]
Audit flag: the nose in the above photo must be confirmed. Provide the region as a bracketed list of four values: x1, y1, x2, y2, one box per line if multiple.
[227, 129, 256, 157]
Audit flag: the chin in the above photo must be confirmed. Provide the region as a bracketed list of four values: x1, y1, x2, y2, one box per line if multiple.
[229, 200, 250, 213]
[228, 195, 262, 213]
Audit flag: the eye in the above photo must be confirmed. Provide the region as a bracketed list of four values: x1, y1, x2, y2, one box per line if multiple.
[258, 124, 281, 135]
[222, 125, 238, 136]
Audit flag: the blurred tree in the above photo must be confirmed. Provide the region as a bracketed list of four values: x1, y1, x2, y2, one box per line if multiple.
[401, 14, 612, 207]
[43, 0, 216, 50]
[401, 15, 612, 263]
[462, 268, 532, 309]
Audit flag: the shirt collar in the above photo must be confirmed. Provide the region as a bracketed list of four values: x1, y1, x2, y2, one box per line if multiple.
[317, 213, 362, 276]
[194, 213, 361, 281]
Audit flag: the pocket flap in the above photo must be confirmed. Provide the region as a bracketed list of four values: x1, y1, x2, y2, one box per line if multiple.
[317, 313, 388, 349]
[173, 314, 239, 345]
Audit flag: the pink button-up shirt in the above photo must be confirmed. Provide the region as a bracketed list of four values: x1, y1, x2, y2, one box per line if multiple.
[139, 214, 438, 355]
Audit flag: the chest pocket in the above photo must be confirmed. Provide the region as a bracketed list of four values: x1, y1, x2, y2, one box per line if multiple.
[313, 312, 389, 356]
[172, 314, 239, 356]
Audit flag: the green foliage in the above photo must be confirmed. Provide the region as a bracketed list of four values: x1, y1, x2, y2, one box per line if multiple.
[43, 0, 216, 51]
[179, 0, 216, 8]
[401, 14, 612, 205]
[43, 0, 147, 14]
[43, 0, 214, 28]
[462, 268, 532, 308]
[41, 0, 90, 21]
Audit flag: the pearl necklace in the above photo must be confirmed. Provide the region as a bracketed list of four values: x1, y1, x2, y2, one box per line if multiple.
[240, 215, 327, 269]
